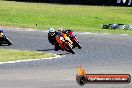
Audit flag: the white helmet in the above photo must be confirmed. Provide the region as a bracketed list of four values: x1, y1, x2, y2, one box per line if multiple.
[48, 28, 55, 33]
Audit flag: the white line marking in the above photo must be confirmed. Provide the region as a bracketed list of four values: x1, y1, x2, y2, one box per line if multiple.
[101, 33, 111, 35]
[0, 54, 61, 65]
[120, 34, 128, 36]
[80, 32, 98, 35]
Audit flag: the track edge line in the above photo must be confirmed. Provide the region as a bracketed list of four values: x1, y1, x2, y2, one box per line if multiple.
[0, 54, 61, 65]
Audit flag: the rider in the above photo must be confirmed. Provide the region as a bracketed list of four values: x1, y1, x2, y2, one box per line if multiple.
[48, 28, 60, 51]
[0, 29, 3, 37]
[0, 29, 6, 40]
[0, 29, 6, 45]
[48, 28, 74, 51]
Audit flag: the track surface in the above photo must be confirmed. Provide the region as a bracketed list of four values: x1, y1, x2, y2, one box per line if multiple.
[0, 29, 132, 88]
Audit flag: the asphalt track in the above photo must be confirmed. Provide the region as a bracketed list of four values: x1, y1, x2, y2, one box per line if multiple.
[0, 29, 132, 88]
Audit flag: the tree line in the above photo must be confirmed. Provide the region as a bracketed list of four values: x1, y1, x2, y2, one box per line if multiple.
[8, 0, 131, 6]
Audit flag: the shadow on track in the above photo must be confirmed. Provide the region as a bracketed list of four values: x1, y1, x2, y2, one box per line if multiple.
[37, 49, 54, 51]
[0, 44, 10, 46]
[37, 49, 70, 56]
[57, 52, 70, 56]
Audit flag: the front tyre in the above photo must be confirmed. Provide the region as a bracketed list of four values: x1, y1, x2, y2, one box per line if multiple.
[65, 43, 75, 54]
[5, 38, 12, 46]
[73, 40, 81, 49]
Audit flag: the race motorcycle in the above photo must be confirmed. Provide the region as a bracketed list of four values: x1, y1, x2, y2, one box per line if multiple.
[65, 30, 81, 49]
[56, 32, 75, 54]
[0, 32, 12, 46]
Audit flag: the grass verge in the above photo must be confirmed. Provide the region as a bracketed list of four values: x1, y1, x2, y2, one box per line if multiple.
[0, 1, 132, 34]
[0, 49, 55, 62]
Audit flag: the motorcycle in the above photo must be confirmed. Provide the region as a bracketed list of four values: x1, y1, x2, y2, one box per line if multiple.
[56, 32, 75, 54]
[65, 30, 82, 49]
[0, 32, 12, 46]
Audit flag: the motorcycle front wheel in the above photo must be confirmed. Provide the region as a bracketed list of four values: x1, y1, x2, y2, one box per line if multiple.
[5, 38, 12, 46]
[73, 39, 81, 49]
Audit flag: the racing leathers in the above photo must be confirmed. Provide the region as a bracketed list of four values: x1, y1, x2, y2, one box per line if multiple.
[48, 31, 60, 51]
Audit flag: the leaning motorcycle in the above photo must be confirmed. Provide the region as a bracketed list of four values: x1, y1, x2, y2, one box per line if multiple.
[0, 32, 12, 46]
[56, 32, 75, 54]
[65, 30, 82, 49]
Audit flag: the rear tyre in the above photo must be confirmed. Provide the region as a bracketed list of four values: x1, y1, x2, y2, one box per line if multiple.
[73, 40, 82, 49]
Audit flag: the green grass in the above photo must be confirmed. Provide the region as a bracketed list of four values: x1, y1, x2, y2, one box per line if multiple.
[0, 1, 132, 34]
[0, 49, 55, 62]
